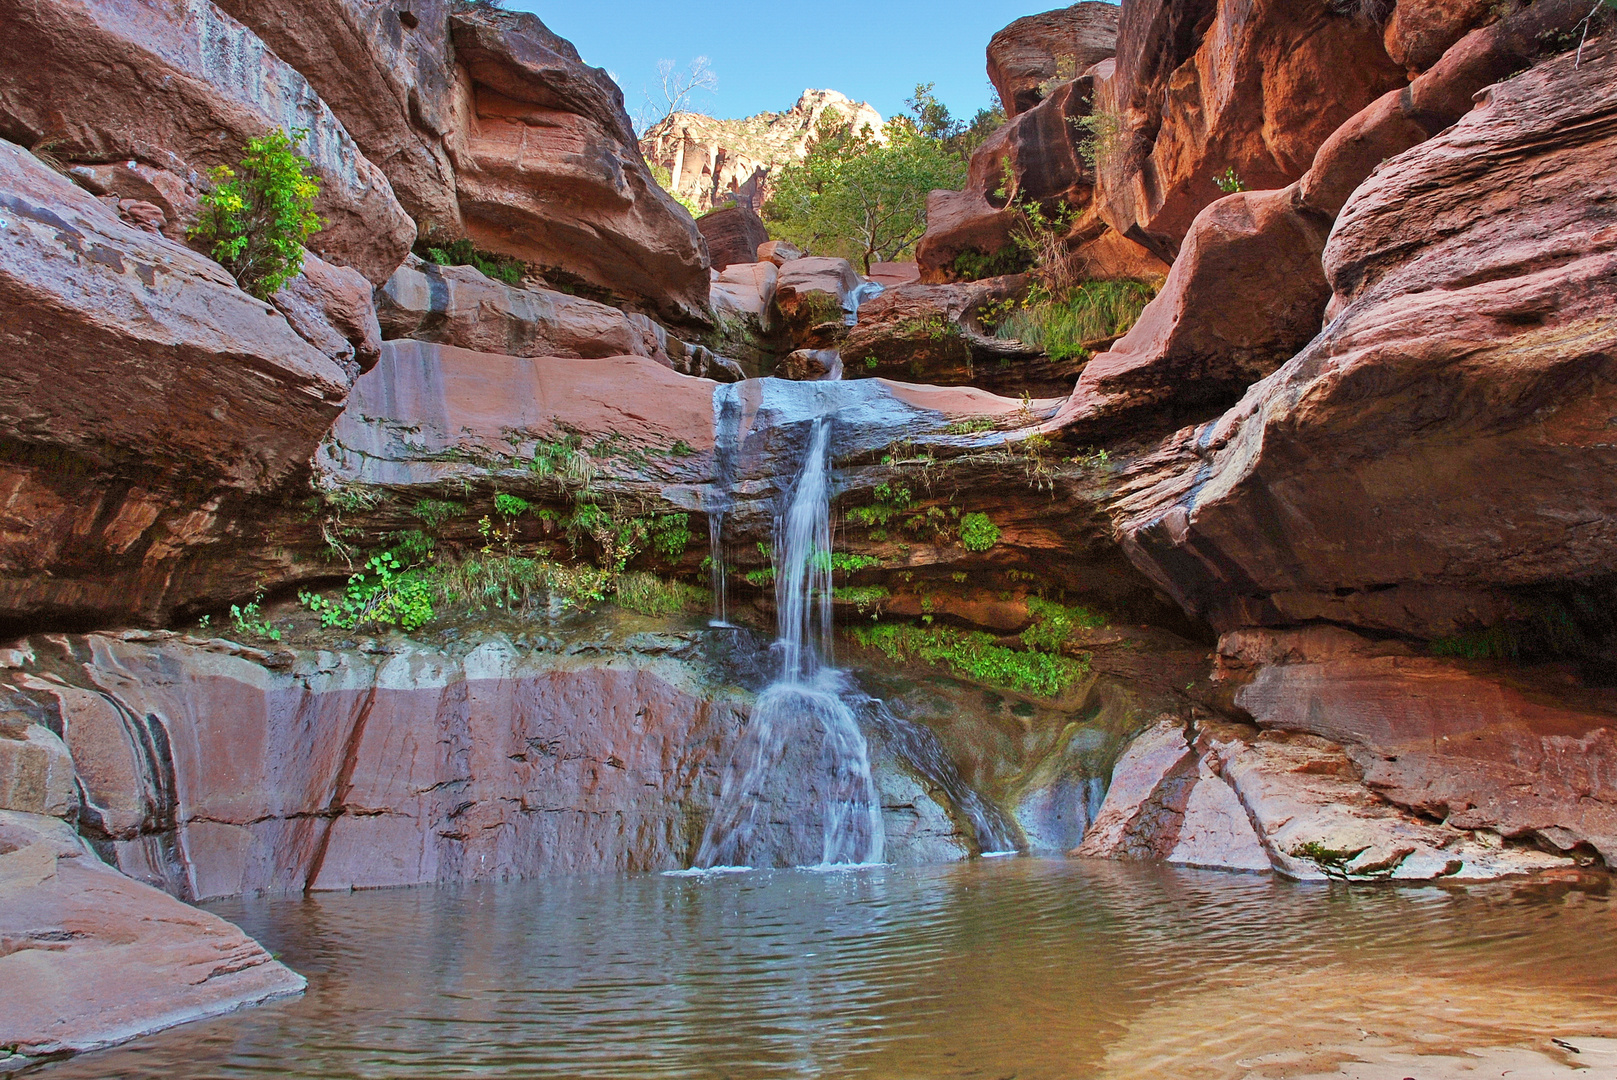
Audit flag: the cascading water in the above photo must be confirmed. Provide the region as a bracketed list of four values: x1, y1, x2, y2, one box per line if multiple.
[706, 385, 744, 626]
[694, 418, 886, 869]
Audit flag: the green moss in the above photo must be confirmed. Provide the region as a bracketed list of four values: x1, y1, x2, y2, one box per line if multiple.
[958, 512, 1001, 552]
[1020, 596, 1107, 652]
[794, 291, 845, 326]
[852, 622, 1087, 697]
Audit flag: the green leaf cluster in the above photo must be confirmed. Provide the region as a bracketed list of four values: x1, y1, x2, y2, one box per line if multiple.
[1019, 597, 1106, 652]
[958, 512, 1001, 552]
[419, 238, 525, 285]
[852, 623, 1086, 697]
[763, 106, 967, 273]
[299, 550, 436, 632]
[191, 128, 322, 300]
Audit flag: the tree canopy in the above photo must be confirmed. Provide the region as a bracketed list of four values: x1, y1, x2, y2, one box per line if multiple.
[762, 84, 998, 272]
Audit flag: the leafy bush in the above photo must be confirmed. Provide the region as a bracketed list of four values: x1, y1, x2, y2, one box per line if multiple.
[299, 550, 436, 632]
[229, 593, 282, 642]
[1214, 167, 1245, 194]
[1020, 597, 1106, 652]
[418, 238, 525, 285]
[994, 280, 1158, 361]
[952, 245, 1031, 281]
[852, 623, 1086, 697]
[958, 512, 1001, 552]
[411, 498, 465, 529]
[192, 128, 322, 299]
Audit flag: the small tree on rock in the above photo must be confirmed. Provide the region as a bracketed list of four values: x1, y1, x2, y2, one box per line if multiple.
[191, 128, 322, 300]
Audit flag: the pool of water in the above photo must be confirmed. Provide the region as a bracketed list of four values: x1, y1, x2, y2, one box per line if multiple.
[39, 859, 1617, 1079]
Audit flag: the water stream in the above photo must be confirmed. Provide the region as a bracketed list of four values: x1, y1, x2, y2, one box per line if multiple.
[694, 418, 885, 869]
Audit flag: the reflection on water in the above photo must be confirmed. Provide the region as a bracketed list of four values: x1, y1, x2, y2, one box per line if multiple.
[40, 860, 1617, 1080]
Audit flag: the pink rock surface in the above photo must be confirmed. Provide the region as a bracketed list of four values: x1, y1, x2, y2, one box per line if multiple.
[0, 810, 303, 1057]
[0, 0, 414, 283]
[988, 2, 1120, 118]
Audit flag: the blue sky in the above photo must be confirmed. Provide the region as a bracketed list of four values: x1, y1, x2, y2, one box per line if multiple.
[519, 1, 1114, 125]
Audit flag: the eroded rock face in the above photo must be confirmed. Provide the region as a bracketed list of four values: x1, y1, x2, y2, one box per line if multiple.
[844, 278, 1085, 396]
[376, 255, 672, 361]
[697, 201, 770, 270]
[1223, 628, 1617, 864]
[1098, 0, 1406, 260]
[0, 139, 355, 628]
[988, 2, 1120, 118]
[210, 0, 462, 235]
[0, 0, 415, 283]
[3, 630, 984, 898]
[1074, 712, 1575, 881]
[1112, 40, 1617, 637]
[448, 8, 709, 324]
[0, 810, 304, 1061]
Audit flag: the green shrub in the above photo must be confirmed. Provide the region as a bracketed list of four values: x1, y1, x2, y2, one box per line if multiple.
[411, 498, 465, 529]
[1214, 167, 1245, 194]
[995, 279, 1158, 361]
[229, 592, 282, 643]
[192, 128, 322, 300]
[958, 512, 1001, 552]
[951, 245, 1030, 281]
[299, 550, 436, 632]
[852, 622, 1086, 697]
[419, 237, 525, 285]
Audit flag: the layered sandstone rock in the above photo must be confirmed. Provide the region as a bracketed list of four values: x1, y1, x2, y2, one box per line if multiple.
[698, 201, 770, 270]
[1060, 0, 1602, 442]
[3, 630, 982, 897]
[376, 255, 672, 361]
[0, 0, 414, 283]
[210, 0, 462, 234]
[1112, 39, 1617, 637]
[641, 90, 884, 216]
[0, 139, 355, 627]
[1097, 0, 1406, 261]
[1074, 713, 1574, 880]
[774, 256, 861, 345]
[448, 8, 709, 323]
[1223, 628, 1617, 864]
[988, 2, 1121, 117]
[0, 811, 304, 1061]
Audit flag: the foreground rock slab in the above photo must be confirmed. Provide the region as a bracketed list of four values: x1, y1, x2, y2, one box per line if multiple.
[0, 810, 303, 1062]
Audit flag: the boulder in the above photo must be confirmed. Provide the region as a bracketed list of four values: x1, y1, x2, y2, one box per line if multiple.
[1224, 628, 1617, 863]
[1096, 0, 1407, 261]
[1055, 186, 1333, 437]
[867, 261, 921, 288]
[778, 349, 841, 381]
[447, 8, 709, 324]
[0, 139, 355, 626]
[0, 810, 304, 1059]
[988, 2, 1120, 118]
[0, 0, 415, 283]
[210, 0, 462, 234]
[272, 252, 384, 379]
[757, 239, 804, 266]
[0, 724, 75, 817]
[1384, 0, 1498, 73]
[1074, 710, 1574, 880]
[709, 261, 779, 330]
[375, 255, 672, 361]
[916, 79, 1095, 283]
[774, 256, 860, 344]
[1112, 39, 1617, 638]
[697, 201, 770, 270]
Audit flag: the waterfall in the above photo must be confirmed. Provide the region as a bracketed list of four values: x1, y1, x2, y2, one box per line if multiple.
[707, 385, 744, 626]
[694, 417, 886, 869]
[844, 280, 885, 325]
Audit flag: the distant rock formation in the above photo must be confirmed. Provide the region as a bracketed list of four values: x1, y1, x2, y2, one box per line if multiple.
[640, 90, 884, 215]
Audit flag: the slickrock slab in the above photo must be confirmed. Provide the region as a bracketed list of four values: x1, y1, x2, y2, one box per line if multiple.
[0, 811, 303, 1060]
